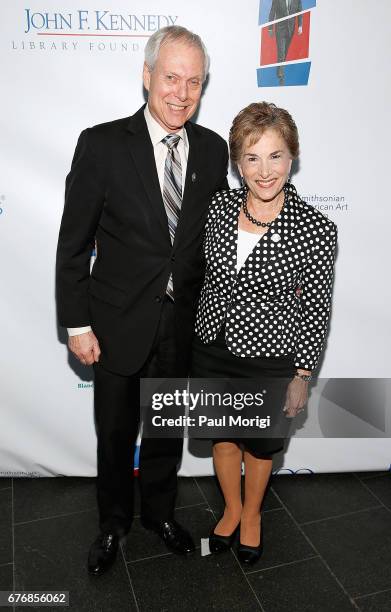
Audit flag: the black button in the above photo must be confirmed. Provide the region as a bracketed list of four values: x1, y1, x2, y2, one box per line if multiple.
[154, 296, 162, 303]
[171, 255, 176, 262]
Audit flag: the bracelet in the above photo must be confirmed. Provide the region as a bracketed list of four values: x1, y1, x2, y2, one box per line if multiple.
[294, 372, 312, 382]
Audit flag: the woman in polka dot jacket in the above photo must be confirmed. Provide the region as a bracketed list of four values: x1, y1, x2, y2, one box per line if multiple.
[192, 102, 337, 566]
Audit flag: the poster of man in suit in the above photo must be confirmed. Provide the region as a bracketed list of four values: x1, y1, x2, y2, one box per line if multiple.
[258, 0, 315, 87]
[269, 0, 303, 85]
[259, 0, 315, 25]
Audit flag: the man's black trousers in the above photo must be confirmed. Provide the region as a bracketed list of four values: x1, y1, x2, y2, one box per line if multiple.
[93, 297, 183, 536]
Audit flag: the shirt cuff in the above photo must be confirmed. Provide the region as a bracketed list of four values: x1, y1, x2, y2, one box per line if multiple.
[67, 326, 92, 336]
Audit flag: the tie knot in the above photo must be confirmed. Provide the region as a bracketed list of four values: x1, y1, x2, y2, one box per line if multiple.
[162, 133, 181, 150]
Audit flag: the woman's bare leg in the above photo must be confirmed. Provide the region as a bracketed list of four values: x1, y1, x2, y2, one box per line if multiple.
[212, 441, 243, 535]
[240, 452, 273, 545]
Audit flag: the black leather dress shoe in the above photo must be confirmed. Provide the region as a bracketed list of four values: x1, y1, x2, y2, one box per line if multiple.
[87, 533, 119, 576]
[141, 518, 195, 555]
[209, 520, 238, 554]
[237, 529, 263, 566]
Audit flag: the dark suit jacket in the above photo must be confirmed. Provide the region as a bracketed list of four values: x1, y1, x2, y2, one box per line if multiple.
[56, 105, 229, 375]
[269, 0, 303, 21]
[269, 0, 303, 36]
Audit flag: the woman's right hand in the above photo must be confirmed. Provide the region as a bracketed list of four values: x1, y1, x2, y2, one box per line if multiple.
[283, 377, 308, 418]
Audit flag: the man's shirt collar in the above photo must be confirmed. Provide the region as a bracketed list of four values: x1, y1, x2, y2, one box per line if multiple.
[144, 104, 186, 147]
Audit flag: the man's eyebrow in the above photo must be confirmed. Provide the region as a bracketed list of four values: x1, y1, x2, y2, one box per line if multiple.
[165, 71, 203, 80]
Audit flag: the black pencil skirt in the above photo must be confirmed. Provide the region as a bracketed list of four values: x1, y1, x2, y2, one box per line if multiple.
[191, 326, 296, 458]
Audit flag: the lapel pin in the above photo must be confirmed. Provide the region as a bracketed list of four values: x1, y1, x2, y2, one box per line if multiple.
[271, 233, 281, 242]
[191, 172, 197, 182]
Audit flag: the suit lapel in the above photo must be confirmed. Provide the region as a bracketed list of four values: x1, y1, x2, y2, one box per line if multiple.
[125, 106, 171, 244]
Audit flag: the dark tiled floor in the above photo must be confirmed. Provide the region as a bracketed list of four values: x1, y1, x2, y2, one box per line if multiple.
[0, 479, 12, 492]
[0, 563, 13, 590]
[360, 474, 391, 510]
[129, 551, 260, 612]
[13, 477, 96, 524]
[270, 473, 379, 523]
[0, 488, 12, 566]
[302, 507, 391, 599]
[247, 556, 356, 612]
[13, 510, 138, 612]
[0, 470, 390, 611]
[355, 589, 391, 612]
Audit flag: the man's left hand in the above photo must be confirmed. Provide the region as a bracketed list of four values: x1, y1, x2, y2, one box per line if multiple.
[68, 330, 101, 366]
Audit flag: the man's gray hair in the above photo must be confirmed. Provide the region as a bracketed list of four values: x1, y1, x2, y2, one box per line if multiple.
[144, 25, 210, 81]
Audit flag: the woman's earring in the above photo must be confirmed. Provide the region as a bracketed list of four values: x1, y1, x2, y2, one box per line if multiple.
[240, 176, 245, 187]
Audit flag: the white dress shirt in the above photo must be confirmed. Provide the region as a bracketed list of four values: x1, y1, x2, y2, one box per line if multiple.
[144, 104, 189, 194]
[68, 105, 189, 336]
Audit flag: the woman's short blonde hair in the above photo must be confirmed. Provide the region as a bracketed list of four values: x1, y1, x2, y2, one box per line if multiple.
[229, 101, 299, 163]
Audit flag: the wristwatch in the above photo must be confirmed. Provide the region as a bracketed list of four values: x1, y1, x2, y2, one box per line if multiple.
[294, 372, 312, 382]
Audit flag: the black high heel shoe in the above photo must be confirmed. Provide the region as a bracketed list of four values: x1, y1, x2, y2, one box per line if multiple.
[209, 520, 239, 554]
[238, 525, 264, 566]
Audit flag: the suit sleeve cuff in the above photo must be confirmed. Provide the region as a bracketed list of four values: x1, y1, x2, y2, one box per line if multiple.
[67, 326, 92, 336]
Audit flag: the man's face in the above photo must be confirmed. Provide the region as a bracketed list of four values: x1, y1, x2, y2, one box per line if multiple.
[143, 41, 204, 132]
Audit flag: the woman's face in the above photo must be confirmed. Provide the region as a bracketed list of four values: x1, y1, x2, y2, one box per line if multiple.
[238, 129, 292, 205]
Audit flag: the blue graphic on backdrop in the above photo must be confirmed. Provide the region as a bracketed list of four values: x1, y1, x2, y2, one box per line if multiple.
[257, 61, 311, 87]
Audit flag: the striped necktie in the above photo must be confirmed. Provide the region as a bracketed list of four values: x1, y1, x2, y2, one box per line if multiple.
[162, 133, 182, 300]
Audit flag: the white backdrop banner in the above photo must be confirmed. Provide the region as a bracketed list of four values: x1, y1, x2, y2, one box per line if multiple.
[1, 0, 390, 477]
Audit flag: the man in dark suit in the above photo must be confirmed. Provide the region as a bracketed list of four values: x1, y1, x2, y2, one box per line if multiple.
[268, 0, 303, 84]
[56, 25, 228, 576]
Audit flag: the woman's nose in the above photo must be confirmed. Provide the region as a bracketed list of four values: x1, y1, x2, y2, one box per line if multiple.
[258, 162, 271, 177]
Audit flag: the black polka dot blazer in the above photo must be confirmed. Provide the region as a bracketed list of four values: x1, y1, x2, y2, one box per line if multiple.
[194, 183, 338, 371]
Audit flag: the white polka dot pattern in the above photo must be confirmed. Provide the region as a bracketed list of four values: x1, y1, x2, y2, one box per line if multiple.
[194, 183, 338, 371]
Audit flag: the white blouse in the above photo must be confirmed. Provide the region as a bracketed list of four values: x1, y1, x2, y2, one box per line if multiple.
[236, 228, 263, 272]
